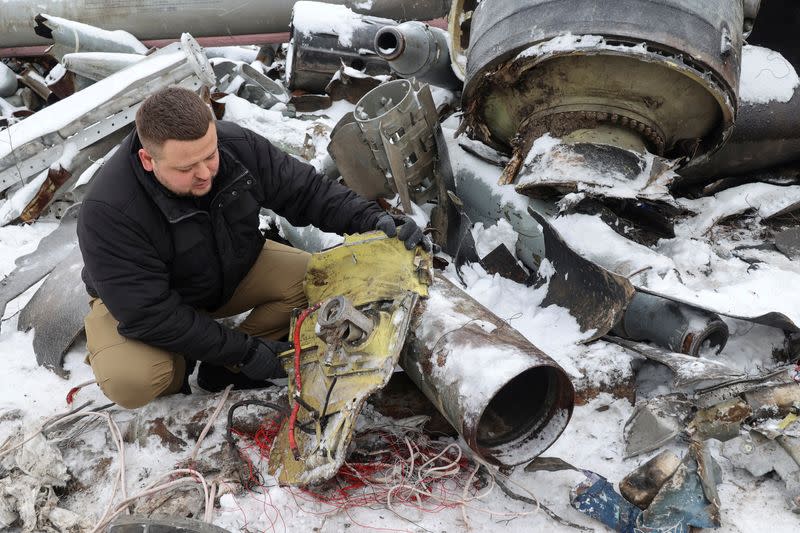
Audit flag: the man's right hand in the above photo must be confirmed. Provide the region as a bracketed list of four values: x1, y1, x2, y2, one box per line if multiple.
[237, 338, 291, 380]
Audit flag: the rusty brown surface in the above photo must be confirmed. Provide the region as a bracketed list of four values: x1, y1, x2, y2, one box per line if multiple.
[369, 371, 457, 436]
[575, 378, 637, 406]
[620, 450, 681, 509]
[148, 418, 188, 453]
[16, 166, 72, 223]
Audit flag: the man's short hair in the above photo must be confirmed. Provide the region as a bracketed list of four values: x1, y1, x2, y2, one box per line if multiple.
[135, 86, 214, 155]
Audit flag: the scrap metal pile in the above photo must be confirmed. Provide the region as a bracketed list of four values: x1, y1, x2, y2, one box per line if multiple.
[1, 0, 800, 531]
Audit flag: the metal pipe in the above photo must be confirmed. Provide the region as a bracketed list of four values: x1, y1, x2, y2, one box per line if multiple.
[400, 273, 575, 466]
[612, 291, 729, 356]
[374, 22, 461, 90]
[61, 52, 145, 81]
[0, 0, 450, 49]
[34, 14, 148, 58]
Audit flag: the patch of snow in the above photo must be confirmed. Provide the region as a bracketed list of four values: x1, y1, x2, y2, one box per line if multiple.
[740, 45, 799, 104]
[292, 2, 369, 48]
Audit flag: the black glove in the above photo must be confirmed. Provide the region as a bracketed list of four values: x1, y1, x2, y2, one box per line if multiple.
[374, 213, 433, 251]
[237, 338, 291, 380]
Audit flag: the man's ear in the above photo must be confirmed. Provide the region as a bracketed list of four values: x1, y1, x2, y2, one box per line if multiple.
[138, 148, 155, 172]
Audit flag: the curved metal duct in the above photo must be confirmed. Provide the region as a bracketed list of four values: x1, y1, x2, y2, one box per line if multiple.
[461, 0, 745, 171]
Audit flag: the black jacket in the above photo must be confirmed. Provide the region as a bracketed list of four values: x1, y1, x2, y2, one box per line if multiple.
[78, 120, 384, 365]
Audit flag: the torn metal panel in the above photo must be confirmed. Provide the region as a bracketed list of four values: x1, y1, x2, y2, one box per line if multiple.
[478, 243, 530, 285]
[619, 450, 681, 510]
[693, 367, 794, 409]
[612, 291, 729, 357]
[401, 272, 575, 466]
[18, 245, 88, 377]
[570, 471, 641, 533]
[776, 227, 800, 259]
[269, 233, 432, 486]
[607, 336, 746, 388]
[0, 202, 79, 327]
[461, 0, 741, 168]
[687, 398, 753, 442]
[515, 140, 678, 205]
[723, 429, 800, 509]
[325, 67, 383, 104]
[237, 63, 289, 109]
[0, 34, 215, 198]
[61, 52, 145, 81]
[374, 21, 461, 90]
[34, 13, 148, 59]
[641, 440, 722, 531]
[287, 2, 394, 93]
[744, 381, 800, 419]
[530, 210, 635, 341]
[623, 395, 694, 458]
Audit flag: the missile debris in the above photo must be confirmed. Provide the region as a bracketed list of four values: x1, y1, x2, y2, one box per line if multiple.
[374, 21, 461, 90]
[61, 52, 145, 81]
[287, 2, 394, 94]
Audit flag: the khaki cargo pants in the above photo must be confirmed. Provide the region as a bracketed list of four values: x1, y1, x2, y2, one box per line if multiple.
[84, 240, 310, 409]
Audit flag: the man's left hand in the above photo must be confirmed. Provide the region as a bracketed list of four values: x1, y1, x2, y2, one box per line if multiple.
[374, 213, 433, 252]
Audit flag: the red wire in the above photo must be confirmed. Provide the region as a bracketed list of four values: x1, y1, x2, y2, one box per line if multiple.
[289, 302, 322, 460]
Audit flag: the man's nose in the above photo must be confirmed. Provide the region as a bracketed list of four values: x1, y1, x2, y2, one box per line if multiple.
[195, 163, 212, 180]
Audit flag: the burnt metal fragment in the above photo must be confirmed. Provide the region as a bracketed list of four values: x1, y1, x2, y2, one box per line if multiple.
[619, 450, 681, 510]
[622, 394, 694, 458]
[479, 243, 530, 285]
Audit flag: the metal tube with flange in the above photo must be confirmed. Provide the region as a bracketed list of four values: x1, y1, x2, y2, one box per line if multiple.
[400, 273, 575, 466]
[0, 0, 451, 48]
[374, 21, 461, 90]
[611, 291, 730, 357]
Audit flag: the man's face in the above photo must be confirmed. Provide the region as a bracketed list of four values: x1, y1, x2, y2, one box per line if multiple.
[137, 121, 220, 197]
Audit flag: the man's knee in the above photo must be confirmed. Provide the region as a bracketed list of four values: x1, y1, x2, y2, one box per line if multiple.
[91, 350, 184, 409]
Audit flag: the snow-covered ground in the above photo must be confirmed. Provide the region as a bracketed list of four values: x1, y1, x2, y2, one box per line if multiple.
[2, 39, 800, 533]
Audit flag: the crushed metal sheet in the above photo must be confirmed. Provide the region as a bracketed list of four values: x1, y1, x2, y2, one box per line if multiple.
[0, 202, 80, 327]
[18, 246, 88, 377]
[607, 335, 746, 387]
[623, 394, 694, 458]
[641, 440, 722, 531]
[570, 470, 641, 532]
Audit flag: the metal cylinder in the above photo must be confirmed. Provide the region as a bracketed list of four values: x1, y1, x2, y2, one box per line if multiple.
[613, 291, 729, 356]
[61, 52, 144, 81]
[0, 0, 450, 48]
[374, 22, 461, 90]
[461, 0, 743, 164]
[287, 2, 395, 93]
[0, 62, 17, 97]
[317, 295, 375, 343]
[401, 273, 575, 466]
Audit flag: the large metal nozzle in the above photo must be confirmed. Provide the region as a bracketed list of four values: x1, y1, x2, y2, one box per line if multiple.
[401, 273, 575, 466]
[461, 0, 745, 171]
[374, 22, 461, 90]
